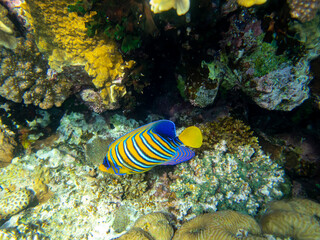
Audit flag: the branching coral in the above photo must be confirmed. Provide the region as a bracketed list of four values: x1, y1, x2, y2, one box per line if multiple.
[150, 0, 190, 15]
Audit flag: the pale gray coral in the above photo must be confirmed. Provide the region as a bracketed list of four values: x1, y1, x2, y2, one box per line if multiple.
[170, 140, 288, 218]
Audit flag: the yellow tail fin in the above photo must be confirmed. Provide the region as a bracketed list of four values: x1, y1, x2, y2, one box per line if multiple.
[178, 126, 203, 148]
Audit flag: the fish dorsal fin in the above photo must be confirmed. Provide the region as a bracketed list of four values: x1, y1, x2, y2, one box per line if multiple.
[152, 120, 176, 139]
[161, 146, 195, 165]
[178, 126, 203, 148]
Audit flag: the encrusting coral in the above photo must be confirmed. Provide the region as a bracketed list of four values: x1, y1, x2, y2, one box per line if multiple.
[0, 36, 72, 109]
[21, 0, 135, 110]
[149, 0, 190, 15]
[260, 198, 320, 240]
[172, 210, 262, 240]
[287, 0, 319, 23]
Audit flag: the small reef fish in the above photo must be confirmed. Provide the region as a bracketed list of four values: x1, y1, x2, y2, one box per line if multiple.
[99, 120, 203, 175]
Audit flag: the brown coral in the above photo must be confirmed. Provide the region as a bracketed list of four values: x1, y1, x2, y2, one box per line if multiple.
[260, 198, 320, 239]
[0, 119, 17, 167]
[114, 228, 153, 240]
[133, 212, 174, 240]
[0, 36, 72, 109]
[173, 211, 262, 240]
[287, 0, 320, 22]
[199, 117, 260, 153]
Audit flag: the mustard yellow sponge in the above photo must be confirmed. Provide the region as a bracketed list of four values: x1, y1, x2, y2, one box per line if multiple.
[237, 0, 267, 7]
[21, 0, 135, 109]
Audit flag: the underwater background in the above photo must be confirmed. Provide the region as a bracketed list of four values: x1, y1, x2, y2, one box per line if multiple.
[0, 0, 320, 239]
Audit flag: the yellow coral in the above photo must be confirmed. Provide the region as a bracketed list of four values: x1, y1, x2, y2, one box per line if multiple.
[237, 0, 267, 7]
[133, 212, 174, 240]
[173, 211, 262, 240]
[260, 198, 320, 239]
[150, 0, 190, 15]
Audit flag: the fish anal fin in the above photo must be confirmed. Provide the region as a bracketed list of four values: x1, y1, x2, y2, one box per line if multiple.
[161, 146, 195, 165]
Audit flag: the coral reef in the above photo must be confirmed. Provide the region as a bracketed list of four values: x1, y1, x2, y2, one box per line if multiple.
[260, 198, 320, 239]
[0, 222, 49, 240]
[244, 60, 312, 111]
[115, 228, 153, 240]
[21, 0, 135, 110]
[172, 210, 262, 240]
[133, 212, 174, 240]
[0, 118, 17, 167]
[199, 117, 260, 153]
[0, 36, 72, 109]
[150, 0, 190, 15]
[287, 0, 320, 23]
[0, 187, 33, 220]
[170, 140, 287, 218]
[0, 4, 18, 49]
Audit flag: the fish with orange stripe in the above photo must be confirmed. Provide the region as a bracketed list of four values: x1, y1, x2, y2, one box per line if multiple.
[99, 120, 203, 175]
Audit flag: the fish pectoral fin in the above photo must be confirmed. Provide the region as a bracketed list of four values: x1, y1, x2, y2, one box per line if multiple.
[178, 126, 203, 148]
[161, 146, 195, 166]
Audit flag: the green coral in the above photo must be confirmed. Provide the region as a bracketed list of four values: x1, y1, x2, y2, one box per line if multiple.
[242, 36, 289, 78]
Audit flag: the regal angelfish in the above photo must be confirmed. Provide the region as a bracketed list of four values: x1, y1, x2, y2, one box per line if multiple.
[99, 120, 203, 175]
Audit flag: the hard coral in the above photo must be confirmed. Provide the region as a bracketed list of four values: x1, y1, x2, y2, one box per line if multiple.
[287, 0, 320, 22]
[170, 140, 286, 218]
[0, 36, 72, 109]
[260, 198, 320, 239]
[199, 117, 260, 153]
[133, 212, 174, 240]
[173, 210, 262, 240]
[150, 0, 190, 15]
[0, 187, 33, 220]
